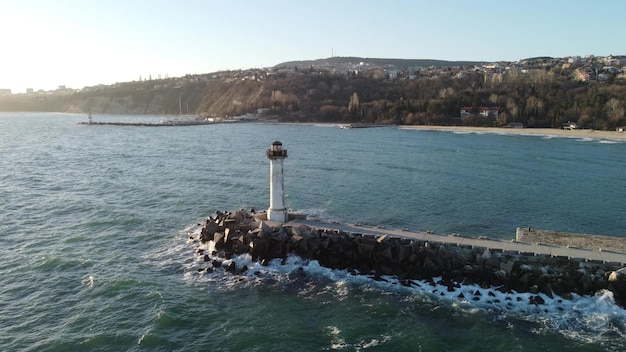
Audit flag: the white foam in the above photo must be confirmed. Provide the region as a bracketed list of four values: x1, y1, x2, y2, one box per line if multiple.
[82, 275, 94, 288]
[293, 207, 338, 223]
[324, 326, 346, 350]
[186, 240, 626, 346]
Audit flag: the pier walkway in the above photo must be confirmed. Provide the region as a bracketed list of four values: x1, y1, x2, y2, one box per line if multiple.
[288, 219, 626, 266]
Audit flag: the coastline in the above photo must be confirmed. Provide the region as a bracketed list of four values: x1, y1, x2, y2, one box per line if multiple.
[398, 125, 626, 141]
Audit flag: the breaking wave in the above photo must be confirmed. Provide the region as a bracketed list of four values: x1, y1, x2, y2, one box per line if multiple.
[183, 231, 626, 349]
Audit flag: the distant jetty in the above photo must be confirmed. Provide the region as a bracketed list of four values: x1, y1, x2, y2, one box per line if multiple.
[78, 119, 222, 127]
[341, 123, 390, 129]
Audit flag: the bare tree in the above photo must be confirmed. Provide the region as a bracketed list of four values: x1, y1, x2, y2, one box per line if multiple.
[605, 98, 625, 128]
[348, 92, 360, 113]
[506, 97, 519, 121]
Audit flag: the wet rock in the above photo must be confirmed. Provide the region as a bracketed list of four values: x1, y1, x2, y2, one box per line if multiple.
[495, 269, 507, 280]
[398, 245, 411, 263]
[608, 268, 626, 307]
[501, 260, 515, 275]
[423, 257, 436, 270]
[540, 284, 555, 298]
[291, 226, 302, 237]
[213, 232, 225, 250]
[609, 267, 626, 282]
[529, 285, 540, 294]
[358, 243, 375, 260]
[379, 247, 393, 261]
[578, 272, 593, 292]
[226, 262, 237, 273]
[485, 253, 501, 269]
[200, 219, 220, 243]
[256, 221, 270, 237]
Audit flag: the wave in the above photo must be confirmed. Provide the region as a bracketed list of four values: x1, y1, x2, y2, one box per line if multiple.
[184, 236, 626, 348]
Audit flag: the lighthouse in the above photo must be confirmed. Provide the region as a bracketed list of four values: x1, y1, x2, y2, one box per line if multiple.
[266, 140, 288, 222]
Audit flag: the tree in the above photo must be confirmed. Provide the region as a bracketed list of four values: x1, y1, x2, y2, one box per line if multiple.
[348, 92, 360, 113]
[525, 96, 544, 119]
[506, 97, 519, 121]
[496, 112, 509, 127]
[605, 98, 625, 129]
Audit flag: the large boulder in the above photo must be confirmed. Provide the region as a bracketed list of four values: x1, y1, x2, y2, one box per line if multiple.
[608, 268, 626, 307]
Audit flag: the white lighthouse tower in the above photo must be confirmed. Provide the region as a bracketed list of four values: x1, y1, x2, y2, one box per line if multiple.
[266, 140, 288, 222]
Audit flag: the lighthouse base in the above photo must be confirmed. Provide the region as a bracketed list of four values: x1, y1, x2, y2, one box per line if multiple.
[267, 208, 288, 223]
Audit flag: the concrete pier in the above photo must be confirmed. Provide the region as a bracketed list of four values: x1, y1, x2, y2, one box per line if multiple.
[194, 209, 626, 308]
[290, 220, 626, 266]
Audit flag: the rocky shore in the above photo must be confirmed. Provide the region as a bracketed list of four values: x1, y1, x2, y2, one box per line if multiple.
[192, 210, 626, 308]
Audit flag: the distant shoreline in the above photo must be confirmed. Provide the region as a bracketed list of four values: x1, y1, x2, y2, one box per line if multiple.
[398, 125, 626, 141]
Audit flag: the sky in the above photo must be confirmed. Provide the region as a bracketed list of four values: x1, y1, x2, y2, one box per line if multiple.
[1, 0, 625, 93]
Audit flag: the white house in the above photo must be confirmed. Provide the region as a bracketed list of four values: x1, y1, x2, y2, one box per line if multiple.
[460, 107, 499, 118]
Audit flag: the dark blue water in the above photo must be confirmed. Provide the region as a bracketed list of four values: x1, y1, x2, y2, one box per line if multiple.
[1, 113, 625, 351]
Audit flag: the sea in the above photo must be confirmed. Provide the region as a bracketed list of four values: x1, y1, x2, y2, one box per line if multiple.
[1, 112, 626, 351]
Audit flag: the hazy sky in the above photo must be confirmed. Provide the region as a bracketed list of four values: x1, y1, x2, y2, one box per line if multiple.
[2, 0, 625, 93]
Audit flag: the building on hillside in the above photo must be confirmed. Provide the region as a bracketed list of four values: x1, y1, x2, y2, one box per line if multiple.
[0, 88, 12, 96]
[605, 56, 622, 66]
[386, 70, 399, 79]
[568, 56, 581, 63]
[573, 68, 591, 82]
[460, 106, 499, 118]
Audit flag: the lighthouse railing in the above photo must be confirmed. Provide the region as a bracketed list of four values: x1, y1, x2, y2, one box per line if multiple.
[266, 150, 288, 157]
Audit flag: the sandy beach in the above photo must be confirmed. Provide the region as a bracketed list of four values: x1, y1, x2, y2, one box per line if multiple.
[398, 125, 626, 141]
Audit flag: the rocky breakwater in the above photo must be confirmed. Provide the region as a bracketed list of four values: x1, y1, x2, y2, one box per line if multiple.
[191, 210, 626, 308]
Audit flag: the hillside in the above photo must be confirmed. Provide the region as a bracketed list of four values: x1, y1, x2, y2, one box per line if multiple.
[276, 57, 484, 70]
[1, 55, 625, 129]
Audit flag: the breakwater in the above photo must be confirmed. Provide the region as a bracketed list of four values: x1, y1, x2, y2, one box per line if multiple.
[192, 210, 626, 308]
[78, 120, 218, 127]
